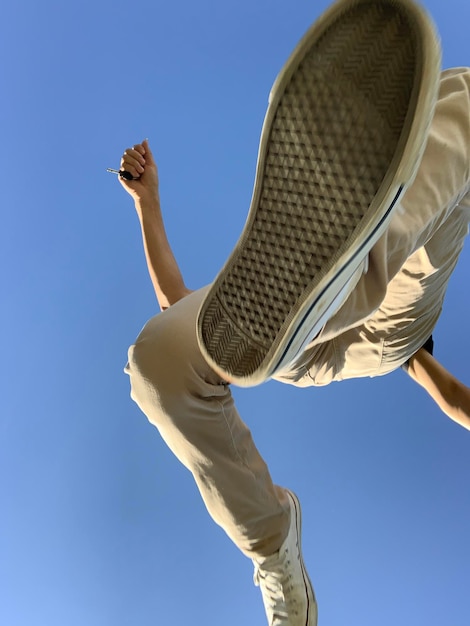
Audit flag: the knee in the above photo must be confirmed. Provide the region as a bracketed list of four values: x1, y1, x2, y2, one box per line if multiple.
[125, 293, 226, 424]
[126, 311, 193, 414]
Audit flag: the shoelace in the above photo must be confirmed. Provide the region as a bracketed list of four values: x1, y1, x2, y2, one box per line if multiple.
[253, 547, 300, 622]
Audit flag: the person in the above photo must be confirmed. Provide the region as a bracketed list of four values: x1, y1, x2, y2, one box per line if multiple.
[115, 1, 470, 624]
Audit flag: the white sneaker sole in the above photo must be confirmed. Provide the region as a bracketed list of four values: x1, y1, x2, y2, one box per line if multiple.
[197, 0, 441, 386]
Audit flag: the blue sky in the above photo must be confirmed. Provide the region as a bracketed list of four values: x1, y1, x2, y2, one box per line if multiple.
[1, 1, 469, 625]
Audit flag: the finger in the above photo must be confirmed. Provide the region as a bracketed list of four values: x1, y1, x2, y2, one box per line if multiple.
[123, 148, 146, 166]
[121, 155, 145, 175]
[132, 143, 146, 156]
[142, 139, 156, 167]
[120, 162, 144, 178]
[119, 161, 142, 179]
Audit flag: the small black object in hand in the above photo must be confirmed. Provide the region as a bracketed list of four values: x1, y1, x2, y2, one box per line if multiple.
[106, 168, 137, 181]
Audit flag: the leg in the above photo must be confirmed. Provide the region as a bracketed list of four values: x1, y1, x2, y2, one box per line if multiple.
[126, 289, 317, 624]
[317, 67, 470, 344]
[125, 287, 290, 559]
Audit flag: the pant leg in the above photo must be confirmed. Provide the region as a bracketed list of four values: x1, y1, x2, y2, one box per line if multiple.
[316, 67, 470, 344]
[125, 287, 290, 559]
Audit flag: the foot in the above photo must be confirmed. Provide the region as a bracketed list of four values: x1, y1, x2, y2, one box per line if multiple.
[197, 0, 441, 387]
[253, 490, 317, 625]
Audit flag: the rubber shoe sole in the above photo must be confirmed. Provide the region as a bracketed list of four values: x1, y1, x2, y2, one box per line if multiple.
[197, 0, 441, 386]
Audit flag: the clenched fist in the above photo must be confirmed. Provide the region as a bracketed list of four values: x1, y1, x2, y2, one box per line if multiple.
[118, 139, 160, 206]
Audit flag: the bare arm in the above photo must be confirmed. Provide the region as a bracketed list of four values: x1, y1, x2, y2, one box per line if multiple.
[118, 140, 193, 310]
[407, 348, 470, 431]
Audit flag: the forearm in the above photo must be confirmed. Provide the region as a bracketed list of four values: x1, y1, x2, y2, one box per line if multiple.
[137, 198, 192, 310]
[408, 349, 470, 431]
[118, 139, 193, 310]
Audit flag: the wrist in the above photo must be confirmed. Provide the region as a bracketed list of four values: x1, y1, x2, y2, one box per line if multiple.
[135, 196, 161, 218]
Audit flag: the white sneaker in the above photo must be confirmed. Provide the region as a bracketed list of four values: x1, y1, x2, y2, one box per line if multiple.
[253, 490, 317, 625]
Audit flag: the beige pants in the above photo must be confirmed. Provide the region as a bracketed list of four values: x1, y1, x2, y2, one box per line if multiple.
[125, 68, 470, 559]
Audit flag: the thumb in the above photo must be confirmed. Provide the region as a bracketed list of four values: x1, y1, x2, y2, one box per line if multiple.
[142, 138, 156, 166]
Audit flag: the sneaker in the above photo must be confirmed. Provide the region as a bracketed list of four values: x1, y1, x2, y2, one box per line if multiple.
[197, 0, 441, 386]
[253, 490, 317, 625]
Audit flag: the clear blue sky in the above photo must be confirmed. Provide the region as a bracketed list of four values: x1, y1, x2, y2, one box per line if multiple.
[1, 1, 469, 625]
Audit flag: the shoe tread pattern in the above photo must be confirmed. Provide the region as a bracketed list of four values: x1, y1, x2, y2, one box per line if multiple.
[201, 1, 419, 379]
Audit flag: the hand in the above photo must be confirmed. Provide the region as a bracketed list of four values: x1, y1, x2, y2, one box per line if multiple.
[118, 139, 160, 206]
